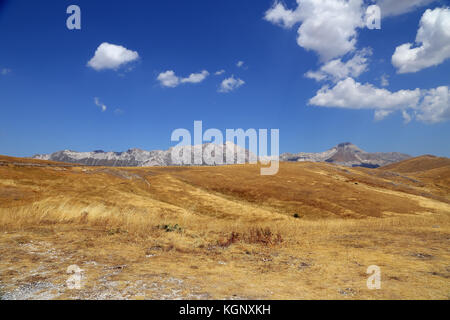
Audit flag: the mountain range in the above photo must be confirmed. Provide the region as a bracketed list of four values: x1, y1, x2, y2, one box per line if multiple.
[280, 142, 411, 168]
[33, 142, 411, 168]
[33, 142, 256, 167]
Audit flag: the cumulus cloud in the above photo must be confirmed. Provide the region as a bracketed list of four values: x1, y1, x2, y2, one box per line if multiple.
[265, 0, 365, 61]
[219, 76, 245, 93]
[236, 61, 244, 68]
[157, 70, 180, 88]
[215, 70, 225, 75]
[305, 48, 372, 82]
[265, 1, 450, 125]
[87, 43, 139, 71]
[94, 97, 107, 112]
[309, 77, 450, 123]
[392, 7, 450, 74]
[376, 0, 437, 17]
[181, 70, 209, 84]
[310, 78, 421, 110]
[157, 70, 209, 88]
[264, 2, 302, 28]
[416, 86, 450, 123]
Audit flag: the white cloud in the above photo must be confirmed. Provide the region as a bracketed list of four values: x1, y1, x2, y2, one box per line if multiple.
[265, 0, 365, 61]
[87, 43, 139, 71]
[265, 1, 449, 125]
[219, 76, 245, 93]
[215, 70, 225, 75]
[402, 110, 412, 124]
[309, 77, 450, 123]
[236, 61, 244, 68]
[94, 97, 107, 112]
[416, 86, 450, 123]
[392, 7, 450, 74]
[157, 70, 180, 88]
[305, 48, 372, 82]
[380, 74, 389, 87]
[376, 0, 436, 17]
[181, 70, 209, 84]
[1, 68, 11, 75]
[374, 109, 393, 121]
[157, 70, 209, 88]
[310, 78, 421, 110]
[264, 2, 302, 28]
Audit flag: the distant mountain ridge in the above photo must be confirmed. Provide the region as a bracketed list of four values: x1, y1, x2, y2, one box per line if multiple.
[280, 142, 411, 168]
[33, 142, 411, 168]
[33, 142, 256, 167]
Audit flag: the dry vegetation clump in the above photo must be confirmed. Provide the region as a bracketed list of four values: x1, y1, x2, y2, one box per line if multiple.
[218, 227, 283, 248]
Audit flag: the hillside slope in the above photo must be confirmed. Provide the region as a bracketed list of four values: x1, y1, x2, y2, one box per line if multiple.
[1, 155, 448, 222]
[378, 155, 450, 199]
[380, 155, 450, 174]
[0, 155, 449, 300]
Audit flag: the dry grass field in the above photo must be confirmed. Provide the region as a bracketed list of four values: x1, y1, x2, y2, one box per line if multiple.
[0, 154, 449, 299]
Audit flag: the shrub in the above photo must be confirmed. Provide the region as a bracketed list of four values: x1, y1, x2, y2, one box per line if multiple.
[246, 227, 283, 245]
[218, 228, 282, 248]
[79, 211, 89, 224]
[160, 224, 182, 233]
[218, 232, 240, 248]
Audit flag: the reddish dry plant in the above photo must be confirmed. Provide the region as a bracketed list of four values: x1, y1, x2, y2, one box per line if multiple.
[247, 227, 283, 245]
[218, 232, 240, 248]
[218, 228, 283, 248]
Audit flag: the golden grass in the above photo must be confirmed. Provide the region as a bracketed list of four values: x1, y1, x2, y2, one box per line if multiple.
[0, 156, 449, 299]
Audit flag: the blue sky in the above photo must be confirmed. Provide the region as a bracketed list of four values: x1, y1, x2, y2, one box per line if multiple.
[0, 0, 449, 157]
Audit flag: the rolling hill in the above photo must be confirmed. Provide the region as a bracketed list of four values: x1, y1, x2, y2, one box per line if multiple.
[0, 154, 449, 300]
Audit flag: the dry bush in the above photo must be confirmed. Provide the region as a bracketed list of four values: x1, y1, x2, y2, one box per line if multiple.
[218, 232, 240, 248]
[246, 227, 283, 245]
[218, 227, 283, 247]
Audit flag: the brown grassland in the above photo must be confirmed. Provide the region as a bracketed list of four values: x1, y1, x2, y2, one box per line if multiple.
[0, 154, 449, 299]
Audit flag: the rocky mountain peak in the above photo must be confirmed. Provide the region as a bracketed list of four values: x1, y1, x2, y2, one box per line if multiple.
[337, 142, 354, 148]
[280, 142, 411, 168]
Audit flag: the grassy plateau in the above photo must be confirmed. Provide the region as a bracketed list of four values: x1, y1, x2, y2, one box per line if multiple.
[0, 155, 449, 299]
